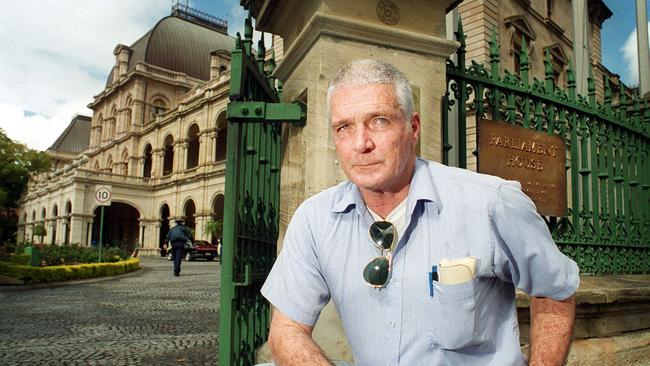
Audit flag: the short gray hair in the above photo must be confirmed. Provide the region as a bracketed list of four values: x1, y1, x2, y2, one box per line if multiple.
[327, 59, 414, 120]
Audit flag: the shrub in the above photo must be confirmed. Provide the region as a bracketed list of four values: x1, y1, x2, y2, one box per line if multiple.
[21, 244, 131, 266]
[6, 253, 30, 266]
[0, 258, 140, 284]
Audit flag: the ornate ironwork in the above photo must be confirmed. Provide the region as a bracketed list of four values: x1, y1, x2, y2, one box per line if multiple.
[444, 20, 650, 274]
[219, 8, 306, 366]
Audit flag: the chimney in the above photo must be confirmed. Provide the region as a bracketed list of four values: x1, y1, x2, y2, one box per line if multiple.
[210, 50, 231, 80]
[113, 44, 133, 80]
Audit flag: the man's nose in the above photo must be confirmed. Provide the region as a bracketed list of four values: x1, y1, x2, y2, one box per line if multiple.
[352, 127, 374, 153]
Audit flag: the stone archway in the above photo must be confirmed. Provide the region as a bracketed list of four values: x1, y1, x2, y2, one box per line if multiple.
[183, 199, 196, 233]
[91, 202, 140, 252]
[210, 194, 225, 244]
[159, 203, 170, 252]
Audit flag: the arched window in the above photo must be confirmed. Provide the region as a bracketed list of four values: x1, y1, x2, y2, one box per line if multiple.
[184, 199, 196, 233]
[52, 205, 58, 245]
[163, 135, 174, 175]
[64, 201, 72, 244]
[125, 96, 133, 129]
[159, 204, 170, 249]
[143, 144, 153, 178]
[150, 98, 167, 121]
[210, 194, 225, 244]
[22, 212, 28, 243]
[186, 124, 200, 169]
[122, 149, 129, 175]
[106, 155, 114, 174]
[215, 111, 227, 161]
[505, 16, 536, 75]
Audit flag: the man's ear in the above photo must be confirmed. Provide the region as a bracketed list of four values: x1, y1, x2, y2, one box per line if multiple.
[411, 113, 421, 141]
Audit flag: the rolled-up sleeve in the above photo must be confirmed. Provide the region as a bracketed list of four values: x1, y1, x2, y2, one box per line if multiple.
[491, 181, 579, 301]
[261, 203, 331, 326]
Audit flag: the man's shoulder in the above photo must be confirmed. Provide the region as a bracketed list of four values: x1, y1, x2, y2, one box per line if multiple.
[297, 181, 354, 215]
[420, 158, 509, 192]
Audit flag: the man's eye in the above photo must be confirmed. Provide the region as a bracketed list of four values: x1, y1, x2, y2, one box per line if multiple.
[336, 124, 349, 132]
[372, 117, 389, 127]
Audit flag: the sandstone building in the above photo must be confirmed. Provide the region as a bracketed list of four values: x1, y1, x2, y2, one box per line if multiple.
[18, 0, 621, 257]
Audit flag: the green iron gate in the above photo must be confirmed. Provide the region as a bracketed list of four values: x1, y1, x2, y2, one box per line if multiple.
[218, 13, 306, 366]
[444, 19, 650, 274]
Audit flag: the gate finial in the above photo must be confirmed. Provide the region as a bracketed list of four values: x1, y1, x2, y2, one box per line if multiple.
[519, 36, 529, 86]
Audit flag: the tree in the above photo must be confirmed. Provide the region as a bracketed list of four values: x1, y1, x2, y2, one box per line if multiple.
[0, 129, 51, 243]
[204, 219, 223, 243]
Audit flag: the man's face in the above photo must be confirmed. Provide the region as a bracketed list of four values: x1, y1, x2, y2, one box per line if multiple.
[330, 83, 420, 193]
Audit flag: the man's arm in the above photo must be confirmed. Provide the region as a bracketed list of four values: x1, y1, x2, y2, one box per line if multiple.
[529, 294, 576, 366]
[268, 307, 333, 366]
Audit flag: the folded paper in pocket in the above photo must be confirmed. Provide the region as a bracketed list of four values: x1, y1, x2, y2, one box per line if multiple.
[438, 256, 477, 285]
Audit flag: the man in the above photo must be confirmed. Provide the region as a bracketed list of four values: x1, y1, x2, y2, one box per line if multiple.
[166, 219, 193, 277]
[261, 60, 578, 365]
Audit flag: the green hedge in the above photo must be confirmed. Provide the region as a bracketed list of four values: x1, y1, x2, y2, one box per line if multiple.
[0, 258, 140, 285]
[29, 244, 129, 266]
[5, 254, 30, 266]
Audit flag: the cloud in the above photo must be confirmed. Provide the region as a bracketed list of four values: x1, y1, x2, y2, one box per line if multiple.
[620, 21, 650, 87]
[0, 0, 169, 150]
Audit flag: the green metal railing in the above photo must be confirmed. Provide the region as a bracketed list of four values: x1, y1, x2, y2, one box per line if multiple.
[443, 20, 650, 274]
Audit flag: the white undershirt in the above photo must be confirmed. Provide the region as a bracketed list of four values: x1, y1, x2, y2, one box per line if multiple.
[367, 198, 408, 246]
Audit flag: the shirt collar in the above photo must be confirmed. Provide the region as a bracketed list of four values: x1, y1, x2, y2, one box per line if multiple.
[330, 158, 443, 216]
[406, 158, 443, 215]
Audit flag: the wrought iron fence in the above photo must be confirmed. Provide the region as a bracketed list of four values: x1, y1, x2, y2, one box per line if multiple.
[443, 20, 650, 274]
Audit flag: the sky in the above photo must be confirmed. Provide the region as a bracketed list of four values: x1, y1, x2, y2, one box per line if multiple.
[0, 0, 647, 151]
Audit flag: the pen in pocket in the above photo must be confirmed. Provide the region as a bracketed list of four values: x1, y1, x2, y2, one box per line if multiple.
[428, 265, 438, 297]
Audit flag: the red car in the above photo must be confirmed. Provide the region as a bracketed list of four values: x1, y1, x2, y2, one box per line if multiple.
[166, 240, 219, 261]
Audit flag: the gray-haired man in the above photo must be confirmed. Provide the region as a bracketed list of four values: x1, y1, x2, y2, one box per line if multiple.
[261, 59, 578, 366]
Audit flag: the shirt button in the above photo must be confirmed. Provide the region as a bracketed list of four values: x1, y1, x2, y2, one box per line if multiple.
[389, 321, 396, 328]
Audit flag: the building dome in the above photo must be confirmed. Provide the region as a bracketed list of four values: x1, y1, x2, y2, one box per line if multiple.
[113, 14, 235, 83]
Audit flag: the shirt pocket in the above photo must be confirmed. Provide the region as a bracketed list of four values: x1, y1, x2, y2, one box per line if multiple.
[429, 277, 491, 350]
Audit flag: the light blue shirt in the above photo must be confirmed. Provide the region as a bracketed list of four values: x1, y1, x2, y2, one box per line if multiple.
[261, 158, 579, 366]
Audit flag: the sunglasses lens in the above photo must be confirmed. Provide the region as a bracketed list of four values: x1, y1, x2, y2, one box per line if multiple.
[369, 221, 395, 250]
[363, 256, 390, 287]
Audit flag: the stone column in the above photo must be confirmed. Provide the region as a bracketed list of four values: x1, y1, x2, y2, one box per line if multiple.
[637, 0, 650, 97]
[254, 0, 458, 361]
[69, 214, 85, 245]
[174, 141, 188, 173]
[572, 0, 589, 95]
[195, 213, 212, 241]
[204, 130, 216, 167]
[132, 79, 146, 129]
[198, 130, 210, 167]
[153, 149, 165, 178]
[47, 218, 57, 245]
[153, 220, 162, 253]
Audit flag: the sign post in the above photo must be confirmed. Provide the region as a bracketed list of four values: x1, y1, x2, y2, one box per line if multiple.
[94, 186, 112, 262]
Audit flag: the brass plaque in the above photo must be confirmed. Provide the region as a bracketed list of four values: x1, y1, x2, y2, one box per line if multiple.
[477, 119, 567, 216]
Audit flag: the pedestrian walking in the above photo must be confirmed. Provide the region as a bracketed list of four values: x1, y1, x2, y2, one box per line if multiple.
[165, 219, 194, 276]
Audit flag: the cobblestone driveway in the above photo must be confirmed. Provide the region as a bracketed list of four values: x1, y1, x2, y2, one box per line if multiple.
[0, 257, 220, 365]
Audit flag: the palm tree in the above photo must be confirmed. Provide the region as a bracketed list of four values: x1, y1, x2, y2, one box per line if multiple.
[204, 219, 223, 244]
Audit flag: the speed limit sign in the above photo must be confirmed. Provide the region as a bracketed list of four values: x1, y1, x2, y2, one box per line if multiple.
[95, 185, 112, 206]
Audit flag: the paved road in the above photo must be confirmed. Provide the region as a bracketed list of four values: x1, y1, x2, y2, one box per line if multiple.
[0, 257, 221, 365]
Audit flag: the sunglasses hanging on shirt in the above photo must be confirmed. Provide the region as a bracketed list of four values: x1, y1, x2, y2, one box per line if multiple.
[363, 220, 396, 288]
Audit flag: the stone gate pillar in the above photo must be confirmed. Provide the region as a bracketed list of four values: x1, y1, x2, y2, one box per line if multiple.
[252, 0, 459, 361]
